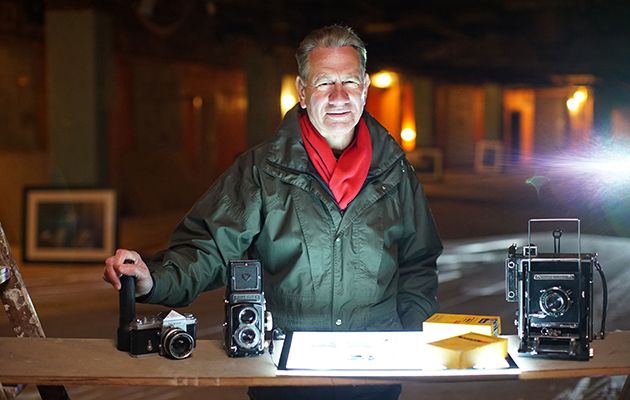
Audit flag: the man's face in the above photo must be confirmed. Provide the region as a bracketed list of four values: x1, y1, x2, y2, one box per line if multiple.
[296, 46, 370, 150]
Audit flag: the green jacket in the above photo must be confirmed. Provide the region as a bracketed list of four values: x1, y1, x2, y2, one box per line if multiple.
[144, 106, 443, 332]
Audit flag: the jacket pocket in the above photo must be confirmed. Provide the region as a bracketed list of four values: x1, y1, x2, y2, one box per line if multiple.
[348, 195, 403, 301]
[349, 209, 386, 299]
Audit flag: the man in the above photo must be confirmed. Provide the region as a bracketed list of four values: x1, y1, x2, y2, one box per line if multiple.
[104, 25, 442, 400]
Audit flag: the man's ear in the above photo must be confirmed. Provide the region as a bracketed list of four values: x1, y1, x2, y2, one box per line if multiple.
[296, 76, 307, 109]
[362, 73, 371, 105]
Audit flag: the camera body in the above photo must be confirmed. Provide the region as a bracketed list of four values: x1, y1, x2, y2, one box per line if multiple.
[117, 274, 197, 360]
[129, 310, 197, 359]
[224, 259, 268, 357]
[505, 219, 595, 360]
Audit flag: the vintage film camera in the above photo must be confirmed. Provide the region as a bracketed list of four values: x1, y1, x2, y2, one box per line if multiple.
[117, 274, 197, 359]
[505, 219, 607, 360]
[224, 259, 271, 357]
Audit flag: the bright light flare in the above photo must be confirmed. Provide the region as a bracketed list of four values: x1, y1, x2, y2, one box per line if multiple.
[281, 93, 297, 114]
[371, 71, 396, 88]
[401, 128, 416, 142]
[280, 75, 299, 116]
[530, 139, 630, 236]
[529, 139, 630, 203]
[566, 86, 589, 113]
[553, 150, 630, 183]
[573, 87, 588, 102]
[576, 158, 629, 176]
[566, 97, 580, 112]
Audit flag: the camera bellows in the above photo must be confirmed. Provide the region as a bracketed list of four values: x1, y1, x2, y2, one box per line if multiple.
[426, 332, 508, 369]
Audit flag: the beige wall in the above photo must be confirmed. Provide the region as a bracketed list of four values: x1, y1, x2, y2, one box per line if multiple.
[0, 152, 50, 244]
[435, 84, 485, 168]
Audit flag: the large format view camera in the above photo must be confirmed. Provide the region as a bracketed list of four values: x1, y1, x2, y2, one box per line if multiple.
[117, 274, 197, 359]
[505, 219, 607, 360]
[224, 259, 270, 357]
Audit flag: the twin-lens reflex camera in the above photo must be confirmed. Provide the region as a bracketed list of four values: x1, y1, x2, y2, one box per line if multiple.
[505, 219, 607, 360]
[117, 273, 197, 360]
[224, 259, 272, 357]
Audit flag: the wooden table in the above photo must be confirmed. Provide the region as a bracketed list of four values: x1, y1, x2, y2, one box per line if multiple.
[1, 332, 629, 395]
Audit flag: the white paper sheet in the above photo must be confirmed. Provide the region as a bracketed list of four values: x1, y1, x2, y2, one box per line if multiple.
[275, 331, 518, 377]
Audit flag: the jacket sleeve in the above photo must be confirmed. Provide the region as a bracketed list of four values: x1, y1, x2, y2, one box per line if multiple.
[140, 153, 263, 308]
[396, 161, 443, 329]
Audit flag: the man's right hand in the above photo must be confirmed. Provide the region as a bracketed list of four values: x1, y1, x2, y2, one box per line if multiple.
[103, 249, 153, 297]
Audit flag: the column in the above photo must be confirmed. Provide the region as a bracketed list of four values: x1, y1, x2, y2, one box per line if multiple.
[246, 52, 281, 148]
[413, 77, 435, 147]
[45, 7, 112, 185]
[483, 83, 503, 140]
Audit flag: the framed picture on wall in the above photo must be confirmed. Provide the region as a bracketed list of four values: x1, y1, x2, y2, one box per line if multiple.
[22, 187, 117, 263]
[474, 140, 504, 174]
[406, 147, 444, 182]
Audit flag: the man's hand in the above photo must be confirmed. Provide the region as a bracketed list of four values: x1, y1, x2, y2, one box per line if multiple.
[103, 249, 153, 297]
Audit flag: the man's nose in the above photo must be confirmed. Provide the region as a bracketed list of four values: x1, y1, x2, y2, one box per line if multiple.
[328, 82, 349, 104]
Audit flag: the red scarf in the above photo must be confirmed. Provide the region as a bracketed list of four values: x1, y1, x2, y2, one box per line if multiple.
[300, 112, 372, 210]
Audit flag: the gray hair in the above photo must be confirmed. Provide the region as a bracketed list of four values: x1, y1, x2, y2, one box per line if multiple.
[295, 25, 367, 81]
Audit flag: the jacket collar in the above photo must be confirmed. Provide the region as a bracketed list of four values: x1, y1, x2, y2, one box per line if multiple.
[266, 105, 405, 177]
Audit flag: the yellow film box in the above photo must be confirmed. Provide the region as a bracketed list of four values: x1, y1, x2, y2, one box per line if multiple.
[422, 313, 501, 342]
[426, 332, 508, 369]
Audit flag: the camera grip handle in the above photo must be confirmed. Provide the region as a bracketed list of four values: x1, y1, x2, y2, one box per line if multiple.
[116, 267, 136, 352]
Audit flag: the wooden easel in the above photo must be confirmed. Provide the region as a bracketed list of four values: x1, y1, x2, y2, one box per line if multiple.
[0, 223, 69, 400]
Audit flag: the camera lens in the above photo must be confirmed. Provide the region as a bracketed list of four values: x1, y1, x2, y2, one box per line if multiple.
[238, 307, 258, 324]
[162, 328, 195, 359]
[233, 325, 261, 349]
[539, 287, 571, 317]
